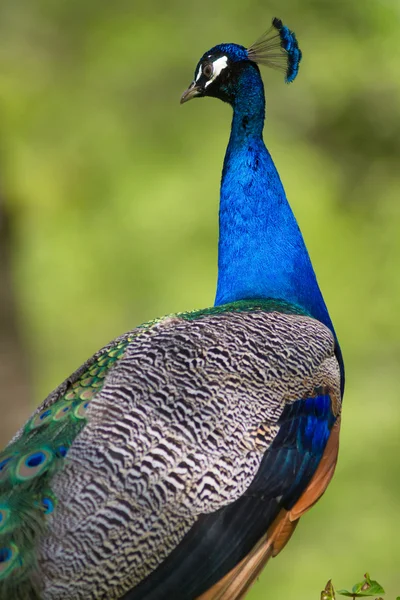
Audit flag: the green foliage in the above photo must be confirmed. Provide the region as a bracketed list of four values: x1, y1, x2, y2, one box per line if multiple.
[323, 574, 398, 600]
[338, 573, 385, 597]
[0, 0, 399, 599]
[321, 580, 336, 600]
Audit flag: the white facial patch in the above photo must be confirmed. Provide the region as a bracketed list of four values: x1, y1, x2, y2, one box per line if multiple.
[195, 64, 202, 82]
[205, 55, 228, 87]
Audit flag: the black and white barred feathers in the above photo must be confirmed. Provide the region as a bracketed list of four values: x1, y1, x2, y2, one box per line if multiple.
[0, 300, 341, 600]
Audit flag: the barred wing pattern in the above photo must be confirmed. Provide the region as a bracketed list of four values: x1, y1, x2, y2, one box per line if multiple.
[0, 301, 341, 600]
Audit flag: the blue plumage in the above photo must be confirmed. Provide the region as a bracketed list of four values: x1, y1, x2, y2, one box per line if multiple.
[201, 43, 248, 65]
[210, 46, 333, 332]
[216, 63, 331, 328]
[182, 24, 344, 388]
[273, 394, 334, 508]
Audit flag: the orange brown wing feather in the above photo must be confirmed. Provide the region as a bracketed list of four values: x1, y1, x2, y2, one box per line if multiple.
[197, 417, 341, 600]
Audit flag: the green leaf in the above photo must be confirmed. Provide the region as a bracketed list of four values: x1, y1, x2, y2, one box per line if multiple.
[338, 573, 385, 597]
[321, 579, 336, 600]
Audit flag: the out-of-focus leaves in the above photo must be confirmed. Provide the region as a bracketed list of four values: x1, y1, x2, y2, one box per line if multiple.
[338, 573, 385, 597]
[321, 580, 336, 600]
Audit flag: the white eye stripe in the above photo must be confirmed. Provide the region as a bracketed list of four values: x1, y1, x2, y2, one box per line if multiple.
[205, 55, 228, 88]
[194, 56, 229, 86]
[195, 64, 202, 82]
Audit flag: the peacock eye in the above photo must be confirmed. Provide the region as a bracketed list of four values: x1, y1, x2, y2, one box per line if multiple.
[202, 63, 213, 78]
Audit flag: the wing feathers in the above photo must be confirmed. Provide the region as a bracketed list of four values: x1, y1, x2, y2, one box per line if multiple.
[196, 417, 341, 600]
[196, 509, 297, 600]
[12, 306, 340, 600]
[289, 417, 340, 520]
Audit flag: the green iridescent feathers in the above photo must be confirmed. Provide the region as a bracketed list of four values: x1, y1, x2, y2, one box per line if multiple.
[179, 299, 310, 322]
[0, 338, 130, 596]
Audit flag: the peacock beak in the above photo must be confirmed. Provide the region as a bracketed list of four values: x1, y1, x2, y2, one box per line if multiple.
[180, 82, 202, 104]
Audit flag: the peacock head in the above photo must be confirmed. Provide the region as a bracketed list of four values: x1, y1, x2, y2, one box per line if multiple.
[181, 18, 302, 106]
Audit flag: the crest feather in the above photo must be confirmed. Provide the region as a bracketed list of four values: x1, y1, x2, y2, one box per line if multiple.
[247, 17, 302, 83]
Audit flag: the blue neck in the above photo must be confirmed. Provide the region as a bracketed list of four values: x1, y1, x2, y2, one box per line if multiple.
[214, 66, 334, 334]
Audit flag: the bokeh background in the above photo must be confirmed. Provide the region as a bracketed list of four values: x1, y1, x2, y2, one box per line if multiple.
[0, 0, 399, 598]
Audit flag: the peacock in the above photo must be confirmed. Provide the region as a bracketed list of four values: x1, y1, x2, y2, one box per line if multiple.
[0, 17, 344, 600]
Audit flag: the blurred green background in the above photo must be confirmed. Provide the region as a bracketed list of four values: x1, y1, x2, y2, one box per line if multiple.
[0, 0, 399, 598]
